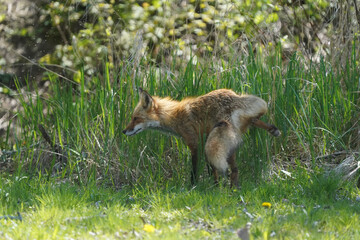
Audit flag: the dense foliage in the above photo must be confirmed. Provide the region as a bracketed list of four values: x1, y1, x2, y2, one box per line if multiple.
[39, 0, 334, 75]
[2, 0, 356, 82]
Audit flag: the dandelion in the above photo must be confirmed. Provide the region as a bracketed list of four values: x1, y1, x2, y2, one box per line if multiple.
[143, 224, 155, 233]
[262, 202, 272, 208]
[201, 230, 211, 237]
[142, 2, 150, 9]
[106, 27, 111, 37]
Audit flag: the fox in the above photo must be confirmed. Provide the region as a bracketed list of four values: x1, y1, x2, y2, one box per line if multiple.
[122, 88, 280, 187]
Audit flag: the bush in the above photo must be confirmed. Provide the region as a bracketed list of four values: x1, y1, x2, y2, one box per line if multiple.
[34, 0, 346, 79]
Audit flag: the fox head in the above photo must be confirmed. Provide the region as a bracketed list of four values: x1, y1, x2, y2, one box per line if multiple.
[122, 88, 160, 136]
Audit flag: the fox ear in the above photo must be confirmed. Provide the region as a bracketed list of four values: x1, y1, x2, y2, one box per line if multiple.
[139, 89, 153, 109]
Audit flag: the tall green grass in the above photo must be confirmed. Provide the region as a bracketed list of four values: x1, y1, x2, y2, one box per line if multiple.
[4, 45, 359, 187]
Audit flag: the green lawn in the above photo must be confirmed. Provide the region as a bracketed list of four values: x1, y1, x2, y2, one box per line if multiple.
[1, 172, 359, 239]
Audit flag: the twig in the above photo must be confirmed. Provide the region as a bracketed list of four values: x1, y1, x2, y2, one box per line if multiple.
[11, 50, 78, 85]
[38, 124, 67, 162]
[129, 30, 144, 92]
[0, 212, 22, 221]
[353, 0, 360, 28]
[65, 214, 106, 222]
[38, 124, 55, 148]
[332, 155, 360, 182]
[315, 151, 359, 161]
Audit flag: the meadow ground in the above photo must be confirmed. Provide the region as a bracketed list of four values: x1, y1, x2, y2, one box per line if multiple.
[1, 172, 360, 239]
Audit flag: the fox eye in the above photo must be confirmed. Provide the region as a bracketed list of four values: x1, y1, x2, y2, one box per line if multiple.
[133, 117, 138, 121]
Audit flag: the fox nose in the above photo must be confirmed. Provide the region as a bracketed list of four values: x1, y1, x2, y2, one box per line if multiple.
[122, 129, 127, 135]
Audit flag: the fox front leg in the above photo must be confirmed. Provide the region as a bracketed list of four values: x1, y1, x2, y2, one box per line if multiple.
[190, 148, 198, 185]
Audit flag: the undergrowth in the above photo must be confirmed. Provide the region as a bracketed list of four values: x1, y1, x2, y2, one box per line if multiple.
[3, 46, 358, 187]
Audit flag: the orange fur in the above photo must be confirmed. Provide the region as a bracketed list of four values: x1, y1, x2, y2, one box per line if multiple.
[123, 88, 280, 186]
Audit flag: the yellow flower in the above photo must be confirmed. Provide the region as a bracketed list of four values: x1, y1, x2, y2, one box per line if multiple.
[262, 202, 272, 208]
[201, 230, 211, 237]
[0, 14, 5, 23]
[39, 54, 51, 64]
[73, 70, 82, 83]
[143, 224, 155, 233]
[106, 27, 111, 37]
[54, 15, 61, 25]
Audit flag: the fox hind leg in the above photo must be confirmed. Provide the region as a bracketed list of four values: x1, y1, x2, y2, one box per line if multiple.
[227, 153, 239, 188]
[211, 165, 220, 185]
[252, 119, 281, 137]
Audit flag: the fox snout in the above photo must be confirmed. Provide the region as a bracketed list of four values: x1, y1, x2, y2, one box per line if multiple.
[122, 126, 139, 136]
[122, 128, 137, 136]
[122, 123, 134, 136]
[122, 121, 145, 136]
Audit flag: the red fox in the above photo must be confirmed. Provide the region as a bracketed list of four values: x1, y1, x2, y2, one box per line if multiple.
[123, 88, 280, 187]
